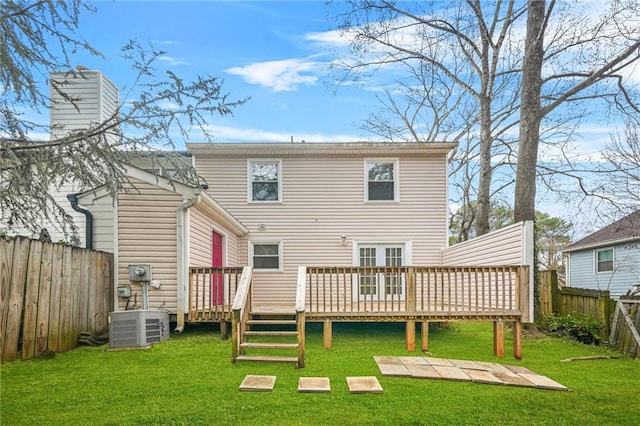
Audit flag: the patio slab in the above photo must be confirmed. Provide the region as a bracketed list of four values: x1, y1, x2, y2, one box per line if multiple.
[406, 364, 442, 379]
[431, 365, 472, 382]
[422, 357, 455, 366]
[464, 369, 504, 385]
[239, 375, 276, 392]
[518, 373, 569, 391]
[298, 377, 331, 393]
[377, 362, 411, 377]
[373, 356, 404, 365]
[347, 376, 384, 394]
[492, 372, 536, 387]
[398, 356, 430, 366]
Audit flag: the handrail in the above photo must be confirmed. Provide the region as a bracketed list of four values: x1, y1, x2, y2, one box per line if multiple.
[295, 266, 307, 313]
[231, 266, 253, 362]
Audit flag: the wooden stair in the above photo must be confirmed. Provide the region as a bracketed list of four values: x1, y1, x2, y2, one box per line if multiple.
[235, 312, 300, 365]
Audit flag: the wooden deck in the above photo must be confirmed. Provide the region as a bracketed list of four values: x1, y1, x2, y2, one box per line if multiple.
[188, 265, 529, 364]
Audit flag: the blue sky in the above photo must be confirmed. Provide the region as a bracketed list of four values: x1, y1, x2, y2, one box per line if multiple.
[70, 0, 371, 143]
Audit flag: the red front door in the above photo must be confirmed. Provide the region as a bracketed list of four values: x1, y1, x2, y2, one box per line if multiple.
[211, 231, 224, 305]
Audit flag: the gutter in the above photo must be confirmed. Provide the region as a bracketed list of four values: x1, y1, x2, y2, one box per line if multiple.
[174, 193, 201, 333]
[67, 193, 93, 249]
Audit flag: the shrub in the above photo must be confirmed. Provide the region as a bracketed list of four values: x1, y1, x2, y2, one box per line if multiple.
[540, 313, 602, 345]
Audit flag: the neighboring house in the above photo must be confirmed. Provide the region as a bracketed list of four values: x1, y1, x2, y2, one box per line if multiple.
[564, 210, 640, 298]
[0, 69, 119, 245]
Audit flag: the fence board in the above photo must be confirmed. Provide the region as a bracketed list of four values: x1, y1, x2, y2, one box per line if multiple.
[1, 236, 113, 363]
[0, 238, 15, 363]
[3, 237, 31, 362]
[22, 240, 43, 360]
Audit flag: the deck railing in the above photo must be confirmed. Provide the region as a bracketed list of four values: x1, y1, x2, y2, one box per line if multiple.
[188, 267, 245, 322]
[303, 266, 529, 318]
[231, 266, 253, 362]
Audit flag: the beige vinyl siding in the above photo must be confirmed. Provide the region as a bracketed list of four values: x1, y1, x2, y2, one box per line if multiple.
[441, 221, 530, 266]
[195, 154, 449, 305]
[189, 205, 240, 267]
[117, 180, 181, 312]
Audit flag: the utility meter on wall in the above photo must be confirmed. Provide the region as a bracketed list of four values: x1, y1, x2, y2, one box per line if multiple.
[128, 264, 152, 282]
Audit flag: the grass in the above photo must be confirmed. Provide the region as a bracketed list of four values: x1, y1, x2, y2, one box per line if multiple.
[1, 322, 638, 425]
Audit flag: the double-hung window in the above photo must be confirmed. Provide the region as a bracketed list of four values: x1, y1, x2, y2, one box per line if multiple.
[249, 160, 281, 202]
[250, 241, 283, 271]
[596, 248, 614, 273]
[366, 159, 398, 201]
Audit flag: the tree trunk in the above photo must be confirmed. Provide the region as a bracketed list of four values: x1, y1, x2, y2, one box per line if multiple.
[514, 0, 546, 224]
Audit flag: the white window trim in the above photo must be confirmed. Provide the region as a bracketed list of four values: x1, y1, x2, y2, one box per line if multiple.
[594, 247, 614, 274]
[364, 158, 399, 202]
[249, 240, 284, 272]
[247, 159, 282, 203]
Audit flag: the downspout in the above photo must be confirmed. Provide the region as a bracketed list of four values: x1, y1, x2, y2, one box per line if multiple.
[67, 193, 93, 249]
[175, 193, 201, 333]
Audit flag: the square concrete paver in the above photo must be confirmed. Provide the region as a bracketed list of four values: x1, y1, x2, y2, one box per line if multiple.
[398, 357, 430, 366]
[519, 373, 569, 391]
[373, 356, 403, 365]
[473, 361, 514, 375]
[406, 364, 442, 380]
[377, 362, 411, 377]
[451, 359, 484, 370]
[492, 372, 536, 387]
[464, 369, 504, 385]
[431, 365, 472, 382]
[347, 376, 384, 394]
[298, 377, 331, 393]
[423, 357, 456, 366]
[504, 365, 537, 375]
[239, 375, 276, 392]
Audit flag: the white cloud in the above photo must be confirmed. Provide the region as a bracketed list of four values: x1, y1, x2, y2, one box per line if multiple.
[226, 57, 324, 91]
[200, 124, 365, 143]
[152, 40, 184, 46]
[158, 55, 189, 66]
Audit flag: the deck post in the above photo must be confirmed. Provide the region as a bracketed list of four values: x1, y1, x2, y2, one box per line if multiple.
[421, 321, 429, 352]
[493, 319, 505, 357]
[513, 320, 522, 360]
[297, 312, 306, 368]
[406, 320, 416, 351]
[220, 321, 229, 340]
[323, 319, 332, 349]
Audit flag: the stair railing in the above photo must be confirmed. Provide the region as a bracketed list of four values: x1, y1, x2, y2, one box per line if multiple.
[231, 266, 253, 362]
[295, 266, 307, 368]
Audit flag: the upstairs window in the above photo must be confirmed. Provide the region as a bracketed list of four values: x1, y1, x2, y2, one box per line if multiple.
[366, 159, 398, 201]
[249, 160, 281, 202]
[596, 248, 614, 273]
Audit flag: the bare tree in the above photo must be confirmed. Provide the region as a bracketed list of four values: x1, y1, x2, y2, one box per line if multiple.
[514, 0, 640, 223]
[330, 0, 526, 236]
[602, 121, 640, 207]
[0, 1, 246, 238]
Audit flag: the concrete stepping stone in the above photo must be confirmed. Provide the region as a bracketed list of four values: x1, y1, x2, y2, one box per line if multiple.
[298, 377, 331, 393]
[377, 362, 411, 377]
[239, 375, 276, 392]
[518, 373, 569, 391]
[373, 356, 403, 365]
[406, 364, 442, 380]
[422, 357, 455, 366]
[464, 369, 504, 385]
[431, 365, 472, 382]
[492, 372, 536, 387]
[398, 357, 430, 366]
[347, 376, 384, 394]
[451, 359, 484, 370]
[504, 365, 537, 375]
[473, 361, 514, 375]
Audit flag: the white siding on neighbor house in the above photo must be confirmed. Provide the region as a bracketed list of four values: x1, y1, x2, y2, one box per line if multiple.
[567, 243, 640, 298]
[77, 190, 114, 253]
[50, 70, 119, 144]
[189, 205, 240, 267]
[117, 181, 182, 312]
[195, 153, 449, 305]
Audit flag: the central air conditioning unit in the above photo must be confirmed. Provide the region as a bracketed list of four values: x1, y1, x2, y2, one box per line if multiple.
[108, 310, 170, 349]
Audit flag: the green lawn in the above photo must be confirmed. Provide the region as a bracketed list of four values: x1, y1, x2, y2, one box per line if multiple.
[1, 322, 638, 425]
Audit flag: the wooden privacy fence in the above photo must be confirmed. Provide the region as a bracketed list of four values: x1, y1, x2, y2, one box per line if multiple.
[0, 236, 113, 363]
[539, 270, 612, 334]
[609, 297, 640, 358]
